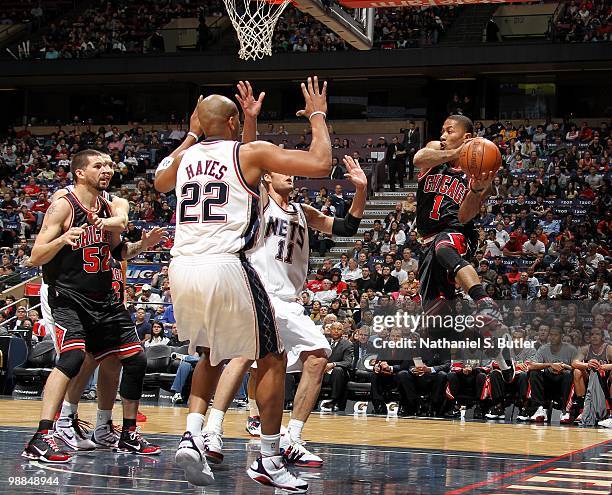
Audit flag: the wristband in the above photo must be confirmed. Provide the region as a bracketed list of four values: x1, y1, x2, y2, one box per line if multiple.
[309, 111, 326, 120]
[155, 156, 174, 177]
[187, 131, 200, 141]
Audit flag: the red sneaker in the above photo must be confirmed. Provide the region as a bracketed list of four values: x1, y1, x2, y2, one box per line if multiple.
[114, 427, 161, 455]
[137, 411, 147, 423]
[22, 431, 72, 463]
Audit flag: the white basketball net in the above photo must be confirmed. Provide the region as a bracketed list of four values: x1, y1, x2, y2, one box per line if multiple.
[223, 0, 290, 60]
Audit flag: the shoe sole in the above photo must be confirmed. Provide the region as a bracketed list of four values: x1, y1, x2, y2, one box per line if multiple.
[293, 459, 323, 468]
[21, 451, 71, 463]
[246, 468, 308, 493]
[175, 450, 214, 486]
[205, 450, 224, 464]
[245, 428, 260, 437]
[113, 447, 161, 455]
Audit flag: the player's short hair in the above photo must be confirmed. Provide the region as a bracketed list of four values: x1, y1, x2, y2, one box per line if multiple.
[71, 149, 106, 182]
[447, 114, 474, 134]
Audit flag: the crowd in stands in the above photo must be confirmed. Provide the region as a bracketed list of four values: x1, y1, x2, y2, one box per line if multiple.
[11, 0, 225, 60]
[552, 0, 611, 42]
[272, 5, 460, 53]
[0, 115, 610, 421]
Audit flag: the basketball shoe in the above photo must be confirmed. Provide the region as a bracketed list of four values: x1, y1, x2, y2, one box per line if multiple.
[201, 430, 224, 464]
[114, 426, 161, 455]
[91, 420, 120, 449]
[54, 413, 96, 451]
[175, 432, 215, 486]
[280, 435, 323, 467]
[247, 455, 308, 493]
[22, 431, 72, 463]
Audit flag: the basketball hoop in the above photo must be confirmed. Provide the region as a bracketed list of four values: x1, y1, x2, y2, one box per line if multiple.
[223, 0, 291, 61]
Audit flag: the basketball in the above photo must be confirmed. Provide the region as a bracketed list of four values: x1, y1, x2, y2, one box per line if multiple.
[457, 137, 502, 177]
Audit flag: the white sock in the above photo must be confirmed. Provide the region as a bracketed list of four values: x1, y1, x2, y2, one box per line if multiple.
[248, 398, 259, 417]
[206, 408, 225, 435]
[186, 412, 205, 435]
[96, 409, 112, 428]
[260, 433, 281, 457]
[287, 419, 304, 442]
[60, 400, 78, 419]
[494, 351, 510, 371]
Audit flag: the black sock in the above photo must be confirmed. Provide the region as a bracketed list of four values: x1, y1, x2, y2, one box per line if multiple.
[468, 285, 488, 302]
[123, 418, 137, 431]
[38, 419, 54, 433]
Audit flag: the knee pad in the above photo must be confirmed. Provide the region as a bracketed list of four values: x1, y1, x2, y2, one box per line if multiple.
[435, 244, 470, 276]
[119, 352, 146, 401]
[56, 349, 86, 379]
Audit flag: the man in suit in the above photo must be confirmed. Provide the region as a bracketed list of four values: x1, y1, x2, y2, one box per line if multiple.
[370, 328, 412, 414]
[385, 137, 406, 191]
[321, 322, 354, 411]
[330, 157, 345, 179]
[401, 121, 420, 180]
[394, 341, 451, 416]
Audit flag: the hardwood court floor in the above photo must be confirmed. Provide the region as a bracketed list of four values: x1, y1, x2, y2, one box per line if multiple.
[0, 398, 611, 494]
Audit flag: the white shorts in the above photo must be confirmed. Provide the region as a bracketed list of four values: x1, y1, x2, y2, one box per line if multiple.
[252, 296, 331, 373]
[169, 254, 282, 367]
[39, 281, 58, 352]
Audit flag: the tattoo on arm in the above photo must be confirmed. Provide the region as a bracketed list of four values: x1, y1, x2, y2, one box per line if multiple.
[122, 240, 145, 260]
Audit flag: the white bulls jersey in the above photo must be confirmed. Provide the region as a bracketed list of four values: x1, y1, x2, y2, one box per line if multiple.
[249, 197, 309, 299]
[171, 140, 261, 257]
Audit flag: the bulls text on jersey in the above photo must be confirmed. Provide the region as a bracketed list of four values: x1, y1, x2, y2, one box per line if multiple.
[72, 225, 112, 250]
[422, 173, 469, 205]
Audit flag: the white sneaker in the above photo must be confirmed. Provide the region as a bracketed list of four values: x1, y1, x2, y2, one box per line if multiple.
[530, 406, 547, 423]
[175, 432, 214, 486]
[91, 420, 120, 449]
[247, 455, 308, 493]
[246, 416, 261, 436]
[281, 435, 323, 467]
[574, 411, 583, 424]
[171, 393, 183, 404]
[54, 414, 96, 451]
[202, 430, 224, 464]
[559, 412, 572, 424]
[598, 417, 612, 428]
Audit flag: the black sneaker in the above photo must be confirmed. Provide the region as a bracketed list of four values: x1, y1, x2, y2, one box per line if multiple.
[114, 427, 161, 455]
[22, 431, 72, 463]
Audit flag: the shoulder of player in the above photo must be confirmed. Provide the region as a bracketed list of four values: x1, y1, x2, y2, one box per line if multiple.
[45, 196, 72, 220]
[50, 187, 69, 202]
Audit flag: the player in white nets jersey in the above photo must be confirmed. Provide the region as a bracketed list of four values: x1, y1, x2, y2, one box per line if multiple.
[155, 78, 331, 492]
[198, 154, 367, 470]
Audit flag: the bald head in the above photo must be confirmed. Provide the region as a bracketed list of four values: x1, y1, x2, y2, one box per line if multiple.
[198, 95, 240, 139]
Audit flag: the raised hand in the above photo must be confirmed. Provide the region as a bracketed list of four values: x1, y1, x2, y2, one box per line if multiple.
[141, 226, 167, 249]
[296, 76, 327, 119]
[235, 80, 265, 119]
[342, 155, 367, 190]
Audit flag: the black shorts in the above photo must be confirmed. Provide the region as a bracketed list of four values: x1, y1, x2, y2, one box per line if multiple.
[49, 286, 142, 361]
[418, 230, 473, 315]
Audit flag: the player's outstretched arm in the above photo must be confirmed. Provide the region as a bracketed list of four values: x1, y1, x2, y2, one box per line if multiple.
[413, 140, 463, 171]
[240, 76, 331, 180]
[154, 96, 203, 193]
[302, 155, 367, 236]
[236, 80, 264, 144]
[110, 227, 167, 261]
[30, 199, 85, 266]
[458, 171, 494, 224]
